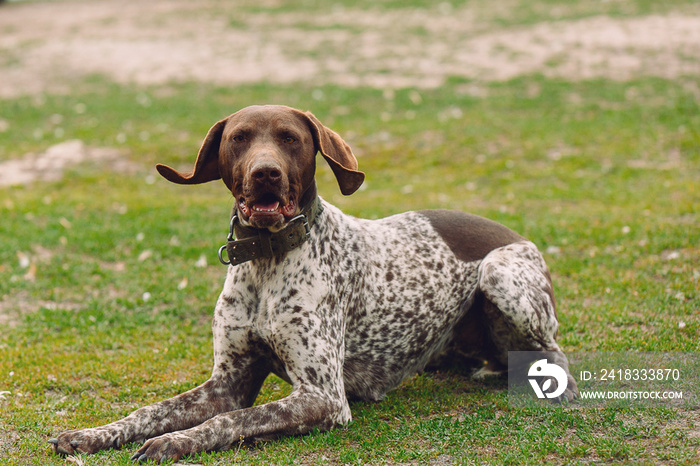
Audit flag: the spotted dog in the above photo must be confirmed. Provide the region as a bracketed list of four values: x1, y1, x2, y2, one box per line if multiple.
[50, 105, 578, 462]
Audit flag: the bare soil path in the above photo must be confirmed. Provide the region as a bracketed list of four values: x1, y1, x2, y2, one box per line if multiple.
[1, 0, 699, 98]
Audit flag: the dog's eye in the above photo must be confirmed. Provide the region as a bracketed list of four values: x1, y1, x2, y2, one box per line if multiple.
[283, 136, 296, 144]
[233, 135, 245, 143]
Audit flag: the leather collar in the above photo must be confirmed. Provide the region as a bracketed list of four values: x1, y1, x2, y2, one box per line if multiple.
[218, 197, 324, 266]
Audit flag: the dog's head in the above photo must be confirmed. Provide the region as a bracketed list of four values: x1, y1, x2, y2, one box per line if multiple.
[156, 105, 365, 230]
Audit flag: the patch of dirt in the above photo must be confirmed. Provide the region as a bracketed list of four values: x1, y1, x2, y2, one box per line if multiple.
[0, 0, 699, 97]
[0, 291, 83, 328]
[0, 139, 134, 186]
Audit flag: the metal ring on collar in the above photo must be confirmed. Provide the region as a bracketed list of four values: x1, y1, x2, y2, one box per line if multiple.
[218, 244, 230, 265]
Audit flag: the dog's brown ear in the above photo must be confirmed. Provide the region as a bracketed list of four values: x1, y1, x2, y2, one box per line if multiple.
[156, 118, 227, 185]
[302, 111, 365, 195]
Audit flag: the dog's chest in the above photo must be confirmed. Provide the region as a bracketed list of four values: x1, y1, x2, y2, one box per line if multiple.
[219, 202, 479, 397]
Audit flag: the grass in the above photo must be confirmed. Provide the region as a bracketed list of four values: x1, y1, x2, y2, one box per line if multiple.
[1, 75, 697, 465]
[1, 2, 700, 465]
[233, 0, 700, 21]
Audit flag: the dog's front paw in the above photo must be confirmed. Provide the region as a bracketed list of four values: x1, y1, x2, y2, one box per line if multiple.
[130, 432, 198, 463]
[49, 428, 115, 456]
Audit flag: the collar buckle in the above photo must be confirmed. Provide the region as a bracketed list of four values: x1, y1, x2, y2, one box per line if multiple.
[289, 214, 311, 241]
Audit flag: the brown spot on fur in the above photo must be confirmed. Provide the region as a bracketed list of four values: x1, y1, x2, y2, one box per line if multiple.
[419, 210, 523, 263]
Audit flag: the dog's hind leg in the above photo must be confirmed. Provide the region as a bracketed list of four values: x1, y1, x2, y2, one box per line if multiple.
[476, 241, 578, 401]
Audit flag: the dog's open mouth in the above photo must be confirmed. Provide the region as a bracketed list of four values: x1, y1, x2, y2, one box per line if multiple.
[238, 193, 297, 227]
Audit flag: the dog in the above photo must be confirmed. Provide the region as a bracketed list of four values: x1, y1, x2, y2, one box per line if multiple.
[50, 105, 578, 462]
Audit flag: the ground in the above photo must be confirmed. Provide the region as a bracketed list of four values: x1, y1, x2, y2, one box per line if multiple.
[3, 0, 700, 183]
[1, 0, 700, 98]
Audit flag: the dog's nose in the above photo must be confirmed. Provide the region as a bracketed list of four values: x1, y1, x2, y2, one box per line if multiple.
[251, 163, 283, 185]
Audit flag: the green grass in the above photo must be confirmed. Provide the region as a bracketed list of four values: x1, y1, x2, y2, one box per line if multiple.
[1, 75, 697, 464]
[233, 0, 700, 21]
[1, 2, 700, 465]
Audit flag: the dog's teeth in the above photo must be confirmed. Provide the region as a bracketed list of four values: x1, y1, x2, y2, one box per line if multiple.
[253, 202, 280, 212]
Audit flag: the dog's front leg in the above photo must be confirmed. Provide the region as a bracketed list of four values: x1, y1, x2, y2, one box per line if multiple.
[49, 375, 231, 454]
[131, 386, 348, 462]
[51, 286, 267, 457]
[50, 351, 269, 456]
[131, 304, 351, 462]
